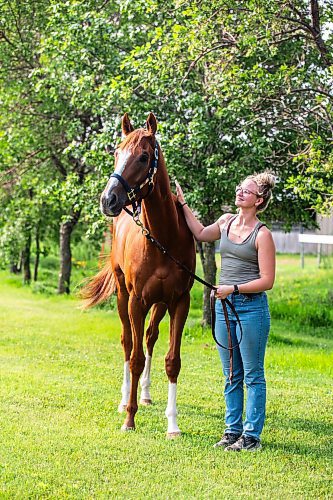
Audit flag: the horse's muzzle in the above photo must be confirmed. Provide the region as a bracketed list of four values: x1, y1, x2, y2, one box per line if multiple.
[100, 176, 128, 217]
[100, 190, 124, 217]
[100, 198, 121, 217]
[100, 192, 116, 214]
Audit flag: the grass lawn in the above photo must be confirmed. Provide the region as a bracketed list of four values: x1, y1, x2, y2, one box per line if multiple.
[0, 255, 332, 498]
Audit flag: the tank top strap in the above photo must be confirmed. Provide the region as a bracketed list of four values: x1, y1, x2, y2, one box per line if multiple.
[225, 215, 238, 236]
[254, 221, 266, 236]
[245, 221, 266, 243]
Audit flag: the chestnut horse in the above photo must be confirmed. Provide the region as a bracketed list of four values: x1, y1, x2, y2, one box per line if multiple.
[83, 112, 195, 437]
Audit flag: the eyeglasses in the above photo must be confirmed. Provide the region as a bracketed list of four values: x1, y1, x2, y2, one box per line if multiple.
[235, 185, 259, 197]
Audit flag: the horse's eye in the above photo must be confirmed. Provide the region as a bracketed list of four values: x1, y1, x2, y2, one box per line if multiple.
[139, 152, 149, 163]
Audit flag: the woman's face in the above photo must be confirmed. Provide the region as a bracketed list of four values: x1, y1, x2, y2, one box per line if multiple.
[235, 180, 261, 210]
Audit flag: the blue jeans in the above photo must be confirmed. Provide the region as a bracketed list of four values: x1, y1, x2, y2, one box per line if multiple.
[215, 292, 270, 441]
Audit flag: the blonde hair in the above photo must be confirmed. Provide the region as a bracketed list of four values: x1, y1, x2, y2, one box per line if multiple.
[244, 171, 276, 212]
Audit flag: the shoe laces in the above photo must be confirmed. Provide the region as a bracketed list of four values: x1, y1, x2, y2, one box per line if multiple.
[243, 435, 257, 445]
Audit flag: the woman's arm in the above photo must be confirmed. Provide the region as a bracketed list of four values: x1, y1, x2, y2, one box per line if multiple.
[215, 227, 276, 298]
[175, 180, 222, 242]
[181, 205, 221, 242]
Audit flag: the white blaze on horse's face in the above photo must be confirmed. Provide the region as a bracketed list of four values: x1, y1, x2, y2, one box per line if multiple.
[114, 148, 131, 176]
[100, 147, 132, 216]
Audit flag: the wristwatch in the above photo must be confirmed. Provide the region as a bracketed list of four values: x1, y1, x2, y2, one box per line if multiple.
[233, 285, 240, 295]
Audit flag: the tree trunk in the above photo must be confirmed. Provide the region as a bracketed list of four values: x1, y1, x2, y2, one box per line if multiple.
[10, 262, 20, 274]
[22, 233, 32, 285]
[34, 224, 40, 282]
[17, 253, 22, 273]
[58, 212, 80, 294]
[199, 241, 217, 326]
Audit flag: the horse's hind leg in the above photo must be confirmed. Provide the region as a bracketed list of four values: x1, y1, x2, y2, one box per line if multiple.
[165, 292, 190, 438]
[116, 272, 132, 413]
[140, 302, 167, 405]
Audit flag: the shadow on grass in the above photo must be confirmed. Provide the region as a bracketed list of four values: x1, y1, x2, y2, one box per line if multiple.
[264, 439, 332, 459]
[163, 407, 333, 459]
[108, 401, 333, 461]
[268, 333, 315, 348]
[279, 416, 333, 436]
[272, 321, 333, 342]
[133, 399, 224, 423]
[263, 415, 333, 459]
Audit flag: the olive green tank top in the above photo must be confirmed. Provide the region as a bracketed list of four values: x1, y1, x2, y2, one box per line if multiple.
[219, 216, 265, 286]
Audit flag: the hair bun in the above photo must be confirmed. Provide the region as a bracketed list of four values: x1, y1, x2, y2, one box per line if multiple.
[255, 171, 276, 190]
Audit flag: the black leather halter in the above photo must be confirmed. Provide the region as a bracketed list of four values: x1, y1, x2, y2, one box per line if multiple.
[111, 140, 159, 216]
[111, 137, 242, 383]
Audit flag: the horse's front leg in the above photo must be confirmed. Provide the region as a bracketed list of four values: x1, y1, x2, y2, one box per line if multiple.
[115, 273, 132, 413]
[122, 293, 148, 431]
[140, 302, 168, 405]
[165, 292, 190, 438]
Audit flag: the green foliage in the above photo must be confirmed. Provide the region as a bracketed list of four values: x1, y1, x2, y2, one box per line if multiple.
[118, 0, 333, 223]
[1, 0, 333, 291]
[271, 294, 333, 328]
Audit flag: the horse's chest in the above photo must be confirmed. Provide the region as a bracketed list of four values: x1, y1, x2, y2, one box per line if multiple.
[121, 232, 192, 304]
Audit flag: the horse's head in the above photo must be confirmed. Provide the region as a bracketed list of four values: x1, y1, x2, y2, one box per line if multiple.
[100, 112, 158, 217]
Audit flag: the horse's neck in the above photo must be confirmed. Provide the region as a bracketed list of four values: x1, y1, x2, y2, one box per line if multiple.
[141, 157, 178, 241]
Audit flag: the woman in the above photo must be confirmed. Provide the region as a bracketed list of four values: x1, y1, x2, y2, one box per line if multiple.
[176, 172, 276, 451]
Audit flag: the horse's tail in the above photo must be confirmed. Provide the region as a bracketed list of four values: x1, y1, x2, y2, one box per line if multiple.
[80, 260, 117, 309]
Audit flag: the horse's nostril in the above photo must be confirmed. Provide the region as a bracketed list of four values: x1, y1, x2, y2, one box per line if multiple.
[101, 196, 108, 210]
[108, 192, 118, 209]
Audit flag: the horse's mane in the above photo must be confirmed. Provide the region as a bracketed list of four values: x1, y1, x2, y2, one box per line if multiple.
[118, 128, 153, 152]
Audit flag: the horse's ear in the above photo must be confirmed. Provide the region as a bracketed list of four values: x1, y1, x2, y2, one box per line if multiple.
[122, 113, 134, 136]
[146, 112, 157, 135]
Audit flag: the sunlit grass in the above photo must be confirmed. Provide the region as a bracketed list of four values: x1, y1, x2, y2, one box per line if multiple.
[0, 255, 332, 498]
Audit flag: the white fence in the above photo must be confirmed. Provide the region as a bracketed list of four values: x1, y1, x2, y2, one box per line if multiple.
[299, 233, 333, 267]
[271, 230, 312, 253]
[272, 212, 333, 256]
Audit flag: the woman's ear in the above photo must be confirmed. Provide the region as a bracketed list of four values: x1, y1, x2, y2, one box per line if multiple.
[146, 112, 157, 135]
[121, 113, 134, 136]
[255, 197, 264, 208]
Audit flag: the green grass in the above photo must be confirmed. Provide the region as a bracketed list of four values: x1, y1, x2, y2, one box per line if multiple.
[0, 255, 332, 498]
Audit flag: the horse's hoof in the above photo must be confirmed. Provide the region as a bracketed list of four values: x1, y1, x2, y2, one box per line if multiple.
[121, 424, 135, 432]
[140, 398, 153, 406]
[167, 431, 181, 439]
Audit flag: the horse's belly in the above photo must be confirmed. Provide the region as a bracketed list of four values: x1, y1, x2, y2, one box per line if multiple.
[129, 268, 190, 307]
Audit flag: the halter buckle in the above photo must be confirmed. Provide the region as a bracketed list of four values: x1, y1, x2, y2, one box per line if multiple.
[128, 190, 137, 202]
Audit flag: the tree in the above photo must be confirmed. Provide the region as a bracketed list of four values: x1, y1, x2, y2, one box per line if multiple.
[1, 0, 332, 322]
[114, 0, 332, 321]
[0, 0, 116, 291]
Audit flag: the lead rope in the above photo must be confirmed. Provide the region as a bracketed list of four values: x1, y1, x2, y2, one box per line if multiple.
[123, 206, 243, 383]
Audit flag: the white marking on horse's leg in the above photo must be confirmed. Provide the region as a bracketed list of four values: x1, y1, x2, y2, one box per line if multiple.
[165, 382, 181, 436]
[140, 354, 152, 404]
[118, 361, 130, 413]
